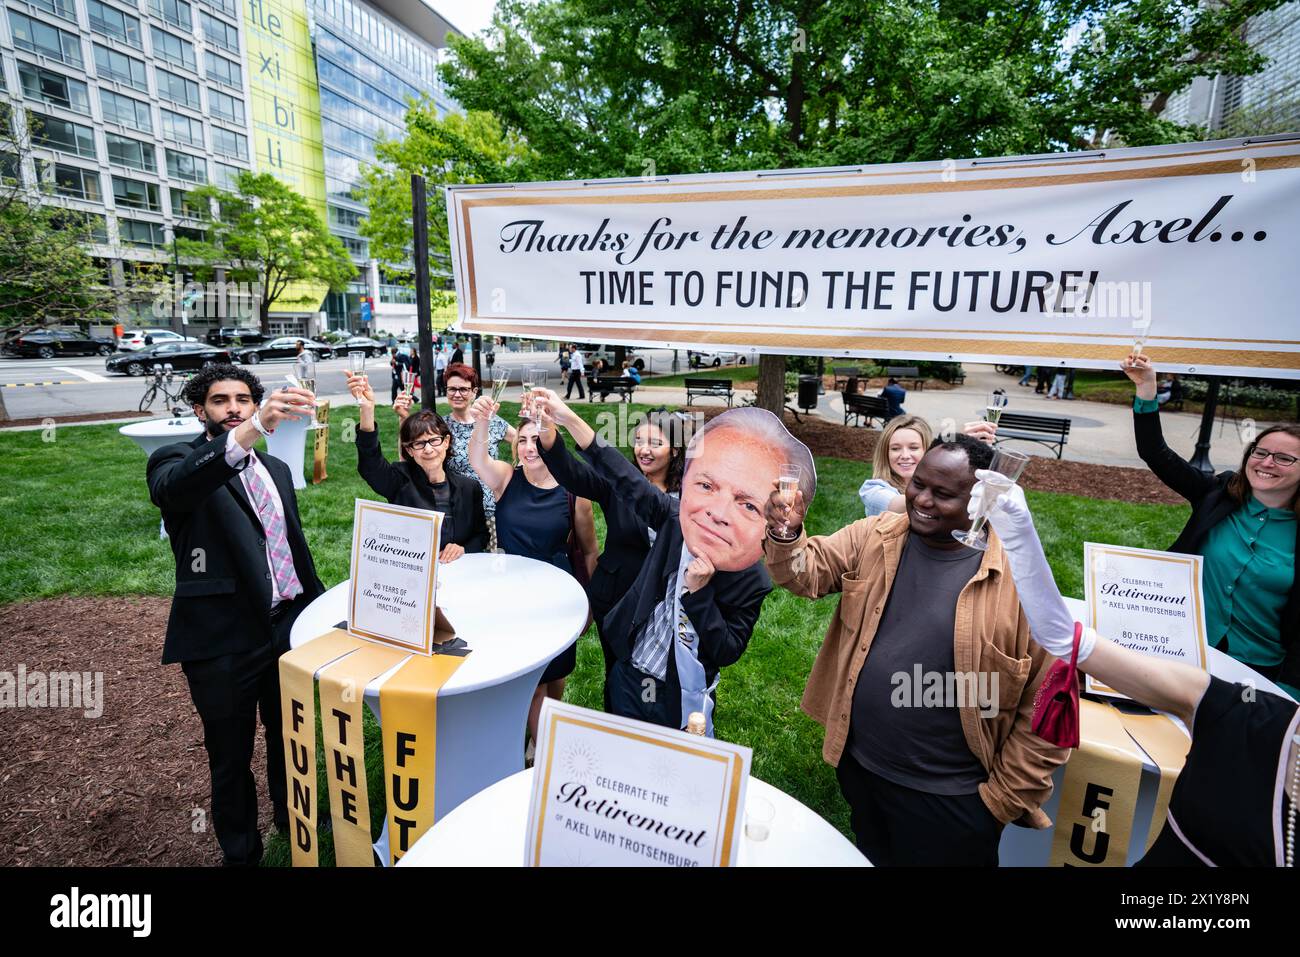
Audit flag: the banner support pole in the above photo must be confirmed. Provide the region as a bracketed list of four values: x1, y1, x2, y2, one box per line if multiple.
[411, 174, 433, 411]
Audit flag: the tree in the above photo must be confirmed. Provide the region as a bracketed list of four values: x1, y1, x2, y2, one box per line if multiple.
[176, 172, 355, 334]
[0, 109, 121, 327]
[359, 103, 536, 287]
[441, 0, 1289, 414]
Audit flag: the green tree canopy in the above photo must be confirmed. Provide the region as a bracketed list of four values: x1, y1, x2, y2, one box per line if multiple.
[177, 171, 356, 334]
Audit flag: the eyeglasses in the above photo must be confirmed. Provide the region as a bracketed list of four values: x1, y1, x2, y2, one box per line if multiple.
[406, 435, 448, 451]
[446, 386, 475, 395]
[1249, 447, 1299, 467]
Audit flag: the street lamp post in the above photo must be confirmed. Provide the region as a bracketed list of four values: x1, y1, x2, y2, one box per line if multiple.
[165, 225, 183, 338]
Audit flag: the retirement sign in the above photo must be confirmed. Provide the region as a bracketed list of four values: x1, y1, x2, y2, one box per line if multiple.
[526, 700, 750, 867]
[448, 135, 1300, 377]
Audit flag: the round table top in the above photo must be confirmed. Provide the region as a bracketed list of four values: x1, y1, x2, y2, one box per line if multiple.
[396, 767, 869, 868]
[290, 552, 590, 696]
[119, 417, 204, 440]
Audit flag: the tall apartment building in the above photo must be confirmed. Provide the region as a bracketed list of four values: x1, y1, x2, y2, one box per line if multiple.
[1, 0, 459, 337]
[1162, 1, 1300, 132]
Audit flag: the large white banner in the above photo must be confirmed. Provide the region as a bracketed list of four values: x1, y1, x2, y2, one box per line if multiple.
[447, 135, 1300, 377]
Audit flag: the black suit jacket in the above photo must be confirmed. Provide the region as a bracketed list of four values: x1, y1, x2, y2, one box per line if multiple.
[147, 430, 325, 664]
[1135, 408, 1299, 685]
[355, 424, 489, 553]
[564, 434, 772, 685]
[539, 433, 651, 625]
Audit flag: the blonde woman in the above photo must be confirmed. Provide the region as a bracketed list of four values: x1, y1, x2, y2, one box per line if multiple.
[859, 416, 997, 517]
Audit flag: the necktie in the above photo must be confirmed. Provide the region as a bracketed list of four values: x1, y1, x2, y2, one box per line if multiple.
[243, 459, 303, 602]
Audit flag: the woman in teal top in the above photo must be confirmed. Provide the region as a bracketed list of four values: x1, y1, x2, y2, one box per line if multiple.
[1124, 354, 1300, 695]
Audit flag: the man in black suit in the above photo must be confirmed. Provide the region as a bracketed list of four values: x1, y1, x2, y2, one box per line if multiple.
[450, 340, 465, 366]
[534, 393, 815, 734]
[147, 364, 325, 865]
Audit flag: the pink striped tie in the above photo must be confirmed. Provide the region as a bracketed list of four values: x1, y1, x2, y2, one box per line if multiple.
[243, 459, 303, 602]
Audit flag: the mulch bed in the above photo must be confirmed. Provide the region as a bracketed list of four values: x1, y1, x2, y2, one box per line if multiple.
[0, 410, 143, 429]
[0, 596, 272, 867]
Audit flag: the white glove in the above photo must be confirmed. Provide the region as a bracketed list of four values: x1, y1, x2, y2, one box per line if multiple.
[974, 470, 1094, 662]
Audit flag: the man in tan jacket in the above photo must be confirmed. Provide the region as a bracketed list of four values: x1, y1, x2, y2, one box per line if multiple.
[764, 433, 1067, 865]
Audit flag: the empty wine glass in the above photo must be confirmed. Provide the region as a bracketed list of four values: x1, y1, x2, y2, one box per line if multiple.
[347, 350, 366, 375]
[954, 447, 1030, 550]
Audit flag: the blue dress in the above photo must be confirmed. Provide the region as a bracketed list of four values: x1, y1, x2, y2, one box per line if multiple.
[495, 468, 579, 681]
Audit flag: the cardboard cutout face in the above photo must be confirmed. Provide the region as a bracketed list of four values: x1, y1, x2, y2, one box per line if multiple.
[679, 410, 814, 572]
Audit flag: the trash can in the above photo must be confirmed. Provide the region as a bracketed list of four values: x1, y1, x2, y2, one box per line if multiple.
[797, 374, 820, 412]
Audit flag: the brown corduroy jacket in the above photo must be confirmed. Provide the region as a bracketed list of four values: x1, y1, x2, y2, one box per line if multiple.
[764, 511, 1068, 828]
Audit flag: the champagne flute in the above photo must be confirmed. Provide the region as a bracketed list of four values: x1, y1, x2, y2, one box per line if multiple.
[953, 447, 1030, 550]
[743, 794, 775, 866]
[401, 367, 417, 399]
[490, 367, 511, 406]
[1132, 316, 1154, 357]
[293, 351, 318, 427]
[521, 367, 537, 420]
[985, 390, 1009, 425]
[347, 350, 366, 375]
[777, 464, 802, 536]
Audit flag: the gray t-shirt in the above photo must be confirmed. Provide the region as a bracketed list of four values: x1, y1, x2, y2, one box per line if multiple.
[847, 533, 988, 795]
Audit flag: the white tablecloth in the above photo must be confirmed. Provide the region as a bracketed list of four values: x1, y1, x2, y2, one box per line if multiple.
[396, 767, 869, 867]
[289, 553, 590, 862]
[121, 417, 205, 537]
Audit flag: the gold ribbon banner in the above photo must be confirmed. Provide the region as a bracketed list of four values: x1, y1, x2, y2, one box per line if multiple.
[1112, 710, 1191, 854]
[312, 401, 330, 484]
[317, 642, 410, 867]
[380, 654, 469, 865]
[279, 629, 367, 867]
[1049, 699, 1146, 867]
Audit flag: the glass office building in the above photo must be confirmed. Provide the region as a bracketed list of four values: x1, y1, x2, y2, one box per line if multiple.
[1, 0, 460, 335]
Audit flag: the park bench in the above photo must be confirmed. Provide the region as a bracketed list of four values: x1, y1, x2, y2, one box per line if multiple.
[843, 391, 892, 428]
[994, 411, 1071, 459]
[884, 365, 925, 390]
[684, 377, 735, 407]
[832, 366, 864, 391]
[589, 375, 637, 402]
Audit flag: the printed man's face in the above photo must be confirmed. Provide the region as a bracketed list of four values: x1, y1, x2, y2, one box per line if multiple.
[679, 428, 784, 572]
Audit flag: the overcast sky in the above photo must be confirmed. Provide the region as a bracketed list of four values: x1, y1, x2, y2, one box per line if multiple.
[434, 0, 499, 38]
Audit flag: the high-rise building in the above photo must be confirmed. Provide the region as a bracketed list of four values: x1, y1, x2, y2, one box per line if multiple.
[1, 0, 459, 336]
[1162, 2, 1300, 133]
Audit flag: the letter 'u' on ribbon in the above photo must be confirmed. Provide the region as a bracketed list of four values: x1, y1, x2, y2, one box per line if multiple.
[380, 654, 468, 865]
[317, 643, 410, 867]
[279, 629, 370, 867]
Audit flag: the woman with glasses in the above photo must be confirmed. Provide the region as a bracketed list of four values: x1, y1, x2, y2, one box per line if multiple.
[468, 395, 599, 749]
[1124, 354, 1300, 694]
[347, 372, 488, 561]
[397, 362, 516, 520]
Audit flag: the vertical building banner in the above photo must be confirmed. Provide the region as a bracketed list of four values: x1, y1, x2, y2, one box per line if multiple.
[244, 0, 330, 313]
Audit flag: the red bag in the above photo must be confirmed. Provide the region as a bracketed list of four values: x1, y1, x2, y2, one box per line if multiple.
[1031, 621, 1082, 749]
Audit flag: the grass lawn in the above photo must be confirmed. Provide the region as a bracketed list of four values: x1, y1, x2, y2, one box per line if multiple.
[644, 363, 760, 389]
[0, 399, 1190, 864]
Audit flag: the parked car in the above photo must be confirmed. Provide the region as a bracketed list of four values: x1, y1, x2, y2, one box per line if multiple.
[106, 341, 233, 376]
[117, 328, 201, 351]
[231, 337, 336, 363]
[341, 336, 389, 357]
[3, 329, 115, 358]
[687, 349, 754, 368]
[205, 327, 269, 347]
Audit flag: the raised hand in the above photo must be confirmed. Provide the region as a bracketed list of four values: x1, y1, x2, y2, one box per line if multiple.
[1121, 353, 1158, 400]
[764, 480, 807, 539]
[963, 420, 997, 445]
[531, 388, 576, 428]
[393, 391, 413, 421]
[260, 386, 315, 430]
[469, 395, 498, 423]
[346, 371, 374, 407]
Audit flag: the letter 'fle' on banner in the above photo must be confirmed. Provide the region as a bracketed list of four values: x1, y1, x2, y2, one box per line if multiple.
[448, 135, 1300, 377]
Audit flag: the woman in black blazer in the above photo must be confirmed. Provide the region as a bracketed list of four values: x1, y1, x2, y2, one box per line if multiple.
[535, 407, 688, 705]
[347, 371, 488, 561]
